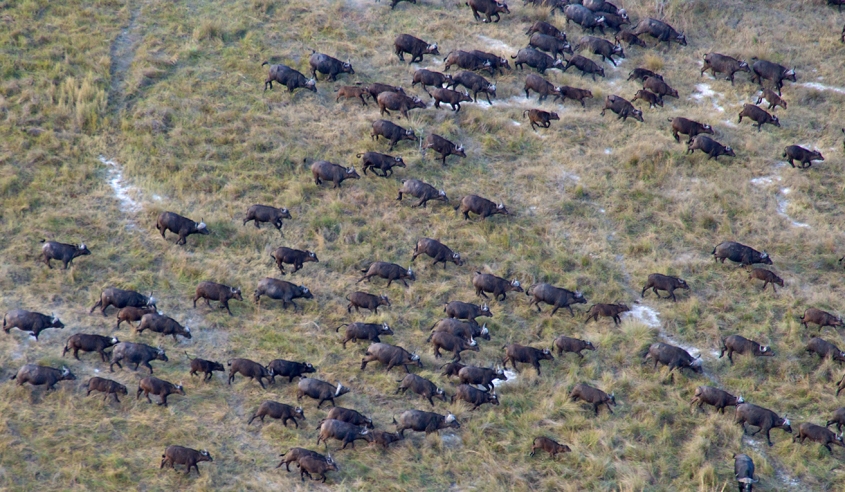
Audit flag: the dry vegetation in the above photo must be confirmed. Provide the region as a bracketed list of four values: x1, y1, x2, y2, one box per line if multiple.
[2, 0, 845, 489]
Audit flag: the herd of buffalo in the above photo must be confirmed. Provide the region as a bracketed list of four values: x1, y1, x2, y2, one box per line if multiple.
[6, 0, 845, 488]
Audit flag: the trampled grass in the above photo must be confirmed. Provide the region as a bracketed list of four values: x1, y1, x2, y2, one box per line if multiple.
[2, 0, 845, 489]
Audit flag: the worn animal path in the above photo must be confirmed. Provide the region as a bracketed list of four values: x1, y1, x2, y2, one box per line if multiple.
[107, 5, 142, 113]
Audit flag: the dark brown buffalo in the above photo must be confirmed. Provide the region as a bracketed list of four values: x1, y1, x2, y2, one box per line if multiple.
[358, 262, 416, 287]
[563, 4, 607, 34]
[793, 423, 844, 453]
[524, 109, 560, 130]
[641, 273, 689, 302]
[445, 301, 492, 324]
[366, 83, 405, 100]
[358, 152, 406, 177]
[372, 430, 404, 449]
[713, 241, 771, 267]
[248, 401, 306, 427]
[443, 50, 493, 74]
[749, 268, 784, 292]
[413, 238, 463, 268]
[575, 36, 623, 65]
[423, 134, 466, 165]
[316, 419, 373, 449]
[371, 119, 417, 151]
[431, 87, 473, 112]
[827, 407, 845, 430]
[187, 354, 225, 381]
[632, 89, 663, 109]
[643, 76, 678, 98]
[441, 361, 467, 378]
[279, 448, 324, 470]
[361, 343, 422, 373]
[529, 33, 572, 60]
[467, 0, 510, 23]
[339, 321, 393, 346]
[584, 303, 629, 325]
[527, 283, 586, 316]
[530, 437, 571, 459]
[806, 337, 845, 363]
[627, 67, 663, 82]
[569, 382, 615, 415]
[193, 281, 243, 315]
[470, 50, 511, 76]
[523, 74, 560, 102]
[553, 335, 596, 358]
[311, 161, 360, 188]
[429, 331, 479, 361]
[253, 277, 313, 311]
[136, 313, 192, 341]
[430, 318, 490, 341]
[783, 146, 823, 169]
[668, 117, 714, 143]
[297, 378, 351, 408]
[600, 12, 629, 32]
[243, 204, 291, 231]
[137, 376, 185, 407]
[616, 30, 647, 48]
[397, 179, 448, 208]
[115, 306, 156, 330]
[525, 21, 566, 41]
[336, 85, 370, 106]
[449, 71, 496, 104]
[39, 240, 90, 269]
[156, 211, 209, 245]
[473, 272, 522, 300]
[378, 92, 426, 119]
[412, 69, 453, 95]
[262, 62, 316, 93]
[734, 453, 757, 491]
[85, 377, 129, 402]
[298, 455, 338, 483]
[738, 104, 780, 131]
[735, 402, 792, 446]
[12, 364, 76, 390]
[756, 88, 787, 110]
[110, 342, 168, 373]
[320, 409, 373, 431]
[457, 195, 510, 220]
[687, 135, 735, 160]
[458, 365, 507, 390]
[394, 34, 439, 63]
[511, 48, 565, 74]
[690, 386, 744, 414]
[3, 310, 64, 340]
[346, 292, 391, 314]
[91, 287, 156, 316]
[271, 247, 319, 275]
[750, 58, 796, 95]
[557, 85, 593, 107]
[227, 358, 274, 389]
[267, 359, 316, 383]
[63, 333, 119, 361]
[600, 95, 643, 122]
[801, 308, 844, 331]
[719, 335, 774, 365]
[503, 343, 554, 375]
[630, 18, 686, 47]
[396, 373, 447, 405]
[309, 52, 354, 81]
[453, 384, 499, 410]
[644, 342, 702, 374]
[161, 446, 213, 476]
[701, 53, 751, 85]
[393, 410, 460, 436]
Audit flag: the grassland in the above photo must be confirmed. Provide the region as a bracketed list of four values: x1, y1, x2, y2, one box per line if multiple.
[2, 0, 845, 489]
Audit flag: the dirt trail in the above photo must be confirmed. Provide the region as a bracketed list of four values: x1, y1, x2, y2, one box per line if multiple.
[107, 6, 142, 113]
